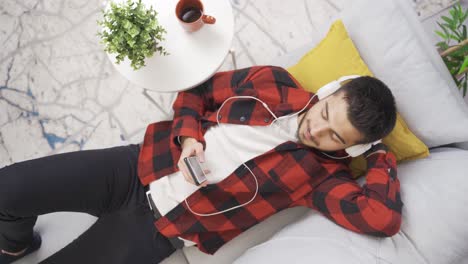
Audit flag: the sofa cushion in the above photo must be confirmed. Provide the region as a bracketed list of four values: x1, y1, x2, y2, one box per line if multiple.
[286, 19, 372, 93]
[394, 147, 468, 263]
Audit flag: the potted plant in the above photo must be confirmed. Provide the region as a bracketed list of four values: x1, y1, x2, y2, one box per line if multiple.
[97, 0, 169, 70]
[435, 2, 468, 97]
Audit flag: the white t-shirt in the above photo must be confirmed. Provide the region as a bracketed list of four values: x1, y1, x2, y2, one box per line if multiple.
[149, 115, 299, 247]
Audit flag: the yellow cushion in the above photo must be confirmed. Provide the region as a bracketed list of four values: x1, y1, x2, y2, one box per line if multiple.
[287, 19, 429, 178]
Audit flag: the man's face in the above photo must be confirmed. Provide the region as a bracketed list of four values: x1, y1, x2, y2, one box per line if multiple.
[297, 92, 364, 152]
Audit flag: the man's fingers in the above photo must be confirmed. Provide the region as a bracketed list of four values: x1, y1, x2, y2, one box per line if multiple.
[178, 142, 208, 186]
[181, 148, 194, 159]
[195, 145, 205, 162]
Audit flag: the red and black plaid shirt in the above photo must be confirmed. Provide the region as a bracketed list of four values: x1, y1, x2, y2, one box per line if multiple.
[137, 66, 402, 255]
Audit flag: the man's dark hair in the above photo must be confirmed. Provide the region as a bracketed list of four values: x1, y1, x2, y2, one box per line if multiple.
[337, 76, 397, 145]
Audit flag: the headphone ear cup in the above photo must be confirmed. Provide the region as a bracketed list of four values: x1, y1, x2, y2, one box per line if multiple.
[345, 143, 372, 157]
[317, 81, 341, 100]
[345, 140, 383, 157]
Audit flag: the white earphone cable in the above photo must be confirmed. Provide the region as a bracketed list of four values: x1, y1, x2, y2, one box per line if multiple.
[184, 96, 267, 216]
[319, 151, 350, 159]
[184, 94, 348, 216]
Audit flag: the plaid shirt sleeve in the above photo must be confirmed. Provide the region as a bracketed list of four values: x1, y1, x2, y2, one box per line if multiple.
[170, 65, 275, 149]
[307, 144, 403, 237]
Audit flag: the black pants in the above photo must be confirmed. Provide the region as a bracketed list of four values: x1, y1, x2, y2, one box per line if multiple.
[0, 144, 177, 263]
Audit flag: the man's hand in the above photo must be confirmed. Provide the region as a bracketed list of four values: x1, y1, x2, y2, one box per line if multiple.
[177, 137, 210, 187]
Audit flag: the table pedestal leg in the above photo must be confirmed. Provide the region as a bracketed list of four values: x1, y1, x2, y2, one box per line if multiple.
[229, 48, 237, 69]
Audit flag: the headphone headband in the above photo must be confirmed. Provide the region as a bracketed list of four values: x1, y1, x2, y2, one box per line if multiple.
[316, 75, 362, 100]
[337, 75, 361, 84]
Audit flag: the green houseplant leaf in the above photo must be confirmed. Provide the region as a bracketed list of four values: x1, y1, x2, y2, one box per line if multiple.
[435, 2, 468, 97]
[97, 0, 169, 70]
[457, 56, 468, 75]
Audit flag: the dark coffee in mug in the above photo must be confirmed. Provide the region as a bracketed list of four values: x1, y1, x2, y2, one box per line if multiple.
[180, 7, 202, 23]
[175, 0, 216, 32]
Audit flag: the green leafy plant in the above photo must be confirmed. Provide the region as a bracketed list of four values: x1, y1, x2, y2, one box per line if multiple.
[97, 0, 169, 70]
[435, 2, 468, 97]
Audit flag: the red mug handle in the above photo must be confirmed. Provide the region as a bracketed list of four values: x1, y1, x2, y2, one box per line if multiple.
[202, 15, 216, 24]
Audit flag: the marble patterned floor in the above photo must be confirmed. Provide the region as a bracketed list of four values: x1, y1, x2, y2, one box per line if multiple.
[0, 0, 464, 166]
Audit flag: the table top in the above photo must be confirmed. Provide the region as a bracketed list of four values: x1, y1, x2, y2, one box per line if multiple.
[106, 0, 234, 92]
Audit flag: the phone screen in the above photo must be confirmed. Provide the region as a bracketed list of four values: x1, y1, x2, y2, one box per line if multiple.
[184, 156, 207, 185]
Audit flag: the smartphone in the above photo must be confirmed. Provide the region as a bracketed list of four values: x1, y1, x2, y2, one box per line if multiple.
[183, 156, 208, 186]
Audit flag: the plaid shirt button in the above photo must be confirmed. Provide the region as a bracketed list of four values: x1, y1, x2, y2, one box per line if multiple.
[240, 116, 246, 122]
[264, 117, 270, 122]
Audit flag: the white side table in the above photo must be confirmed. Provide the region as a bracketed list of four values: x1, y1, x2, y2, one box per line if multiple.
[107, 0, 234, 92]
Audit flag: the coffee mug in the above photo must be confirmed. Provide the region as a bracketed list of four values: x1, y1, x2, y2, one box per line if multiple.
[175, 0, 216, 32]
